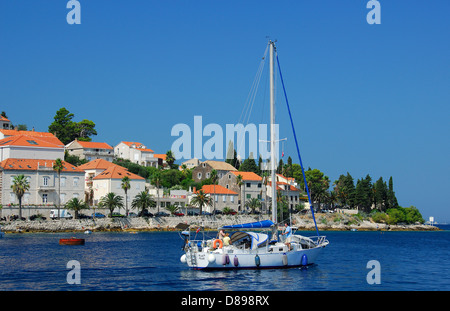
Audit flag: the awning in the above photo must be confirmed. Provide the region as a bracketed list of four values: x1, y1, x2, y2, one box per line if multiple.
[221, 220, 275, 229]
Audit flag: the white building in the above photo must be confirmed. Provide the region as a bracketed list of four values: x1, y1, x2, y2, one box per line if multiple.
[65, 140, 114, 162]
[0, 134, 64, 162]
[0, 158, 85, 218]
[92, 164, 146, 214]
[114, 141, 160, 167]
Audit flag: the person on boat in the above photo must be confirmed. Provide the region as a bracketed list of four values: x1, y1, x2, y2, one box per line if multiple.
[281, 223, 292, 250]
[218, 229, 225, 240]
[223, 233, 230, 246]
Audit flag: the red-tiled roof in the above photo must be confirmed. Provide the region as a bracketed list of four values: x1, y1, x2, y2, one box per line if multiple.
[77, 158, 117, 170]
[200, 184, 238, 195]
[0, 158, 83, 172]
[0, 134, 64, 148]
[121, 141, 154, 153]
[231, 171, 262, 181]
[93, 165, 145, 180]
[76, 141, 113, 150]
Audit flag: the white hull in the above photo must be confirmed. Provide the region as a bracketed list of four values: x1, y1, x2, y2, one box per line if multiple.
[181, 234, 328, 270]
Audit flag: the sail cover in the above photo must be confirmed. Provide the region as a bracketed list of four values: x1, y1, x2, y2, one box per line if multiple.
[221, 220, 275, 229]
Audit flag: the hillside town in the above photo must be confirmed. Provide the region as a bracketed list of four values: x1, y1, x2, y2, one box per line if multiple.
[0, 114, 305, 221]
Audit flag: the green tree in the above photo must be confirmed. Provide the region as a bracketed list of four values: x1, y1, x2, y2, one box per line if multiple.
[246, 198, 261, 214]
[48, 108, 77, 145]
[11, 174, 30, 219]
[76, 119, 97, 141]
[53, 158, 65, 218]
[387, 176, 399, 209]
[65, 197, 89, 219]
[373, 177, 388, 212]
[165, 203, 179, 215]
[165, 150, 176, 169]
[151, 171, 162, 213]
[191, 189, 213, 215]
[99, 192, 124, 217]
[131, 191, 155, 216]
[235, 174, 244, 211]
[355, 174, 373, 213]
[305, 168, 330, 208]
[121, 176, 131, 216]
[239, 156, 259, 174]
[48, 107, 97, 144]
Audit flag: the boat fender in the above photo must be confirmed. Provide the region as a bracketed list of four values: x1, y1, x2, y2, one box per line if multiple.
[222, 254, 230, 265]
[282, 253, 288, 266]
[255, 254, 261, 267]
[234, 255, 239, 267]
[301, 254, 308, 266]
[180, 254, 187, 263]
[213, 239, 223, 249]
[207, 253, 216, 263]
[197, 241, 202, 250]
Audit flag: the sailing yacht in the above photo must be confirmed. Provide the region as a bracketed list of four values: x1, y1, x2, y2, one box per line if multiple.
[180, 41, 329, 269]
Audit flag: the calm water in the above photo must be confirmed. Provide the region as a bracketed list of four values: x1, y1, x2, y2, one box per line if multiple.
[1, 226, 449, 291]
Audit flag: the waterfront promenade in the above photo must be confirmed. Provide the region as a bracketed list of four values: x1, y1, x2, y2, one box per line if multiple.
[1, 213, 439, 233]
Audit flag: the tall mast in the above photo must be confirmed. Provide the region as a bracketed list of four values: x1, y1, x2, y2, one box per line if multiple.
[269, 40, 277, 224]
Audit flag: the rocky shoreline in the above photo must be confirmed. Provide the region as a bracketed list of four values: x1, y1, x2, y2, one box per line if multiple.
[0, 213, 440, 233]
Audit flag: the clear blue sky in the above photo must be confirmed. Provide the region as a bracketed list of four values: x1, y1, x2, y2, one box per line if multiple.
[1, 1, 449, 222]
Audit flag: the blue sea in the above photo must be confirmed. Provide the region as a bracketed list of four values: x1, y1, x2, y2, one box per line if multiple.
[1, 225, 449, 291]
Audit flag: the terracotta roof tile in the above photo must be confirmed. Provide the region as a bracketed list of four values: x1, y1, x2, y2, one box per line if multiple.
[0, 134, 64, 148]
[77, 158, 117, 170]
[0, 158, 83, 172]
[231, 171, 262, 181]
[76, 141, 113, 149]
[93, 165, 145, 180]
[200, 184, 238, 195]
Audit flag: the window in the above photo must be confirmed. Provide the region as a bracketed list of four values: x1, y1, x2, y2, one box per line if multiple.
[215, 195, 218, 202]
[246, 194, 251, 199]
[61, 177, 66, 187]
[231, 196, 234, 203]
[226, 184, 229, 189]
[73, 177, 79, 187]
[43, 176, 50, 186]
[197, 172, 202, 179]
[258, 183, 262, 188]
[206, 172, 210, 178]
[73, 193, 79, 199]
[42, 194, 48, 203]
[223, 195, 226, 202]
[10, 192, 15, 203]
[246, 183, 251, 188]
[60, 193, 66, 204]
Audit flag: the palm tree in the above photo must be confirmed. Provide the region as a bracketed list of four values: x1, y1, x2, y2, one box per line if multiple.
[191, 189, 213, 215]
[246, 198, 261, 214]
[131, 191, 155, 216]
[65, 197, 88, 219]
[210, 169, 218, 214]
[165, 203, 179, 215]
[11, 174, 30, 219]
[235, 174, 243, 211]
[121, 176, 131, 216]
[52, 158, 65, 218]
[151, 171, 162, 213]
[165, 150, 175, 169]
[99, 192, 123, 217]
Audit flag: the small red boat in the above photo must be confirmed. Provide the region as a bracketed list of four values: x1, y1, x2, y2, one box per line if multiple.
[59, 237, 85, 245]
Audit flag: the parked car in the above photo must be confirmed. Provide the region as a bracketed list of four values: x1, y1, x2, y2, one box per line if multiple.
[201, 211, 212, 216]
[90, 213, 105, 219]
[187, 211, 199, 216]
[111, 212, 125, 218]
[212, 210, 223, 215]
[127, 212, 138, 218]
[50, 209, 73, 219]
[154, 212, 169, 217]
[174, 212, 184, 216]
[140, 209, 154, 217]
